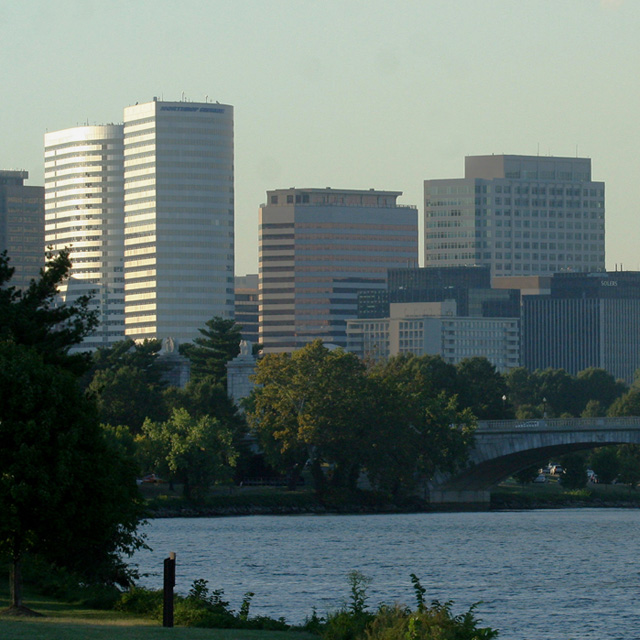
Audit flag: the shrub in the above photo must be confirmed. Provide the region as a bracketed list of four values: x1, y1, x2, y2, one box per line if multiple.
[115, 586, 163, 618]
[364, 601, 499, 640]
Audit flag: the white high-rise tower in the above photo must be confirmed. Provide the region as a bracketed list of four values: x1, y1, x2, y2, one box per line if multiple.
[44, 125, 125, 349]
[123, 99, 235, 344]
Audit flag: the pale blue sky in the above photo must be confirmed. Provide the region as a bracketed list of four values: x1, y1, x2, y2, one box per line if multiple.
[1, 0, 638, 275]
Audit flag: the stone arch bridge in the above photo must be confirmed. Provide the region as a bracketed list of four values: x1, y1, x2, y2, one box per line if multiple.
[429, 416, 640, 504]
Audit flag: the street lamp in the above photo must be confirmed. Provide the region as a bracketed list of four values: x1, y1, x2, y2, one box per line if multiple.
[501, 394, 507, 417]
[543, 397, 547, 419]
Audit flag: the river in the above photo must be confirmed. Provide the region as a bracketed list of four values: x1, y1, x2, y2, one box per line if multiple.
[132, 509, 639, 640]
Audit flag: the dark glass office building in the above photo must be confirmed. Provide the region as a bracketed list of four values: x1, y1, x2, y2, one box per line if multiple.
[0, 170, 44, 290]
[523, 272, 640, 383]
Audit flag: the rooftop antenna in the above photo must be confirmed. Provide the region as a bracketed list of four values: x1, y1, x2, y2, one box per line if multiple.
[181, 91, 185, 101]
[537, 143, 540, 156]
[576, 144, 578, 157]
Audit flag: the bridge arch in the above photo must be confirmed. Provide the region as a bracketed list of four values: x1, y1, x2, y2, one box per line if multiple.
[436, 417, 640, 493]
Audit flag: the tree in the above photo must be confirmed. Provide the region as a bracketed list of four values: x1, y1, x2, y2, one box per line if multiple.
[616, 445, 640, 489]
[141, 408, 238, 501]
[180, 317, 242, 386]
[84, 339, 169, 432]
[608, 388, 640, 417]
[248, 341, 370, 494]
[0, 249, 98, 374]
[536, 368, 577, 417]
[362, 355, 476, 497]
[574, 368, 626, 416]
[504, 367, 540, 410]
[0, 343, 145, 614]
[455, 357, 510, 419]
[88, 365, 168, 433]
[513, 464, 541, 486]
[559, 453, 587, 490]
[0, 252, 144, 615]
[588, 447, 620, 484]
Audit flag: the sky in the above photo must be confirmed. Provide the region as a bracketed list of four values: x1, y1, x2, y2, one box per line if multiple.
[1, 0, 638, 276]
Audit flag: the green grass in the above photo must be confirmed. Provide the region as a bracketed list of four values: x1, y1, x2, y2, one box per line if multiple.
[492, 477, 640, 506]
[0, 590, 316, 640]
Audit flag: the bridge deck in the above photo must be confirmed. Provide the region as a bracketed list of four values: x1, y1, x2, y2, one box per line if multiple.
[476, 416, 640, 432]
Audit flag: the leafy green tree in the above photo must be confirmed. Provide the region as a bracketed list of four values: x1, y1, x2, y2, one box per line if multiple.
[162, 376, 250, 483]
[504, 366, 540, 407]
[84, 338, 166, 387]
[588, 446, 620, 484]
[455, 357, 510, 419]
[616, 445, 640, 488]
[608, 388, 640, 417]
[364, 355, 476, 497]
[88, 365, 168, 433]
[84, 339, 169, 432]
[581, 399, 605, 418]
[180, 317, 242, 386]
[559, 453, 587, 489]
[574, 368, 626, 416]
[142, 408, 238, 501]
[0, 254, 145, 614]
[515, 404, 542, 420]
[0, 249, 98, 374]
[536, 368, 577, 417]
[248, 341, 369, 494]
[513, 464, 541, 486]
[0, 343, 145, 613]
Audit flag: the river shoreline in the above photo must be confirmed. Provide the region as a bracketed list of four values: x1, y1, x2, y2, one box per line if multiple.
[148, 494, 640, 518]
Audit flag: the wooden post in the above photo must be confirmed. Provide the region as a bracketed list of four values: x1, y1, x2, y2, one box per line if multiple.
[162, 552, 176, 628]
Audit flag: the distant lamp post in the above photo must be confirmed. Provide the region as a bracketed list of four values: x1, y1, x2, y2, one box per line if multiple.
[501, 394, 507, 417]
[543, 397, 547, 419]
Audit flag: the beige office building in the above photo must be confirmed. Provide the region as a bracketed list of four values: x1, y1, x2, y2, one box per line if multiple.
[259, 188, 418, 353]
[346, 300, 520, 371]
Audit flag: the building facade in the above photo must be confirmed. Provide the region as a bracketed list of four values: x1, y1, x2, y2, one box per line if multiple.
[346, 300, 520, 371]
[123, 99, 235, 345]
[522, 272, 640, 383]
[0, 170, 44, 290]
[44, 126, 125, 349]
[235, 274, 259, 344]
[424, 155, 605, 277]
[258, 187, 418, 353]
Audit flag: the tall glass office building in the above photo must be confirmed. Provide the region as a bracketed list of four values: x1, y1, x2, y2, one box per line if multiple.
[44, 125, 125, 349]
[123, 99, 234, 344]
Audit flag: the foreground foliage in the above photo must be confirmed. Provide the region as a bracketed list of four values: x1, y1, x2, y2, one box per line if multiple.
[248, 343, 477, 497]
[0, 251, 146, 614]
[114, 571, 498, 639]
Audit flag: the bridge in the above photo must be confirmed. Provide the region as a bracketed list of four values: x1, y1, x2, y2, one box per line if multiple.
[428, 416, 640, 504]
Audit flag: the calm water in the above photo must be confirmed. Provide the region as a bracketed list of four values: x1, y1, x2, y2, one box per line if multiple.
[132, 509, 640, 640]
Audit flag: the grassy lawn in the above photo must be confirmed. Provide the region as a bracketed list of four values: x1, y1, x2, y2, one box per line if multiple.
[493, 476, 640, 504]
[0, 590, 316, 640]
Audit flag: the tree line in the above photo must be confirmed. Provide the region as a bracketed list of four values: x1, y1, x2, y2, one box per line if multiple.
[80, 322, 640, 500]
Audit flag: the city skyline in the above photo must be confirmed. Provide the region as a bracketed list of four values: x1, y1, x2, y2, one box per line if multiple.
[2, 1, 638, 277]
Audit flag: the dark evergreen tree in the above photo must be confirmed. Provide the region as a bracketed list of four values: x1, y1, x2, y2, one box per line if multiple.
[0, 252, 145, 615]
[0, 249, 98, 374]
[180, 317, 242, 386]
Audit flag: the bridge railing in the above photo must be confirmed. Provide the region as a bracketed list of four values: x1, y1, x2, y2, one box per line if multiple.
[476, 416, 640, 432]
